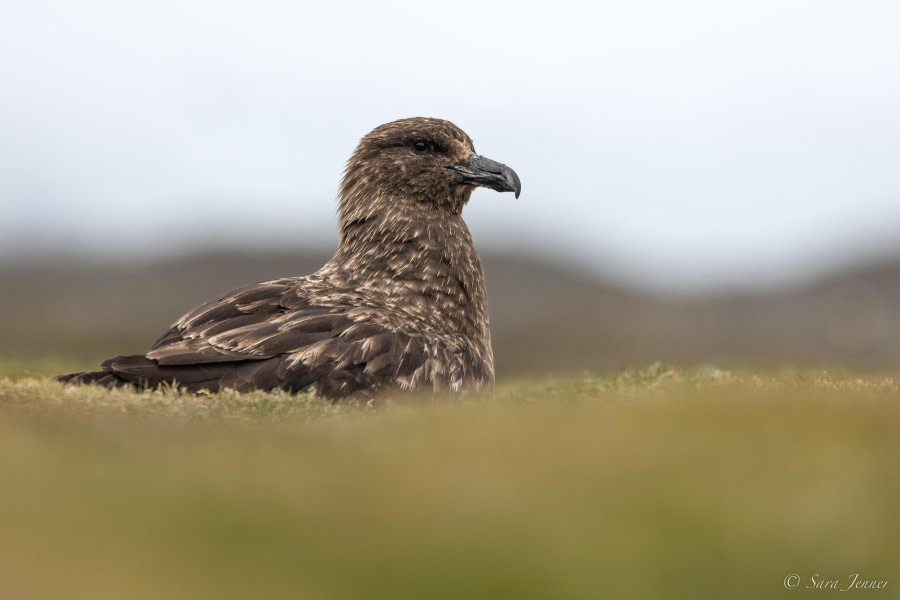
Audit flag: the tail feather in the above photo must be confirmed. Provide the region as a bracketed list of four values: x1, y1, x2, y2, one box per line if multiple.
[55, 370, 130, 388]
[57, 354, 320, 395]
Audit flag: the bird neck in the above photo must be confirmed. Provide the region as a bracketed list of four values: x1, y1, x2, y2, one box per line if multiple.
[330, 197, 490, 345]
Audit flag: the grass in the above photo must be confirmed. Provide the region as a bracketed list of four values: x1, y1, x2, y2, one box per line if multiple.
[0, 364, 898, 599]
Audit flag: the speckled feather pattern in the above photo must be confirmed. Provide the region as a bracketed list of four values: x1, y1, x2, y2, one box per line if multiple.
[59, 118, 506, 399]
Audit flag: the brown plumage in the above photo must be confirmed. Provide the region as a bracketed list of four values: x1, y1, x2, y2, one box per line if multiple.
[58, 117, 521, 399]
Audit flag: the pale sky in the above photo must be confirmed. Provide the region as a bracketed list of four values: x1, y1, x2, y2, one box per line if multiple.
[2, 0, 900, 290]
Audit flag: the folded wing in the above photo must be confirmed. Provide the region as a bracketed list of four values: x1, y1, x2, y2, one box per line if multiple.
[82, 280, 432, 398]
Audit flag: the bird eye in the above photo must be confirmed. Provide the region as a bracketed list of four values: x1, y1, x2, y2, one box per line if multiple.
[412, 140, 428, 154]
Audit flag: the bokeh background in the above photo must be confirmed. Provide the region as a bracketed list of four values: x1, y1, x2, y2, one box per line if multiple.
[3, 0, 900, 376]
[3, 5, 900, 599]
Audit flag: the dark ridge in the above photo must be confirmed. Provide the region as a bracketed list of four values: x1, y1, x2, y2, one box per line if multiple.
[7, 248, 900, 377]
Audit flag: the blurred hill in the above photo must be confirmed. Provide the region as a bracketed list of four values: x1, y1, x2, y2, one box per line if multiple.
[3, 248, 900, 376]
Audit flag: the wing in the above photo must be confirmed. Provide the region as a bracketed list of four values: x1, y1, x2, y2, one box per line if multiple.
[101, 280, 434, 398]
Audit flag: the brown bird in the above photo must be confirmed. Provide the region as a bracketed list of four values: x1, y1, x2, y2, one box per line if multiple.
[58, 117, 521, 399]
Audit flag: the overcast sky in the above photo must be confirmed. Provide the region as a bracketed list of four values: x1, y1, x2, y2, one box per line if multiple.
[2, 0, 900, 290]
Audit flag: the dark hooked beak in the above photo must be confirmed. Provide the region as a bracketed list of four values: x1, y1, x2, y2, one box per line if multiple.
[448, 154, 521, 198]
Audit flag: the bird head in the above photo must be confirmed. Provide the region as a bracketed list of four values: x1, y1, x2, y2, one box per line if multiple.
[339, 117, 521, 220]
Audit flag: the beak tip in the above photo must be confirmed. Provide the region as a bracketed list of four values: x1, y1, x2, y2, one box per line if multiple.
[509, 171, 522, 199]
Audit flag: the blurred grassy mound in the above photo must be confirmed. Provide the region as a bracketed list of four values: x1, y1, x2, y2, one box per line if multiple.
[1, 365, 897, 599]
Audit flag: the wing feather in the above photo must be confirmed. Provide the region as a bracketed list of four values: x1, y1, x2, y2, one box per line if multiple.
[98, 278, 438, 397]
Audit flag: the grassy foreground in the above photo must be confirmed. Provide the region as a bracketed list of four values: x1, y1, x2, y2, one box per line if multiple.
[0, 365, 897, 599]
